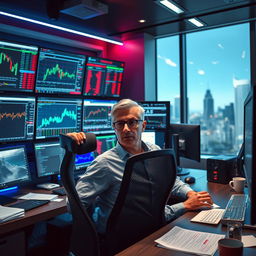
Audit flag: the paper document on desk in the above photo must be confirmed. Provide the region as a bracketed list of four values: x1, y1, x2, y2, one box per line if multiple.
[155, 226, 225, 255]
[242, 235, 256, 247]
[18, 193, 58, 201]
[0, 205, 25, 223]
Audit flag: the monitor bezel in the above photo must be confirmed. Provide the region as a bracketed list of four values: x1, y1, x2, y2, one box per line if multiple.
[243, 85, 256, 225]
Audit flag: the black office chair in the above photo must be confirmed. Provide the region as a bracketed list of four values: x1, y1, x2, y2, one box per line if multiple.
[59, 133, 99, 256]
[105, 149, 177, 255]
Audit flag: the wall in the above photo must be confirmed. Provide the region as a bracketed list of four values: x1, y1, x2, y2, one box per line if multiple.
[107, 33, 146, 101]
[107, 33, 156, 101]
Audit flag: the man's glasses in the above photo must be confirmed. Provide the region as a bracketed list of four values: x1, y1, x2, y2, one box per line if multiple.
[113, 119, 143, 130]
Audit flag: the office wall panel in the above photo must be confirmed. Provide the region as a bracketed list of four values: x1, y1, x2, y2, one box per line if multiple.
[107, 33, 145, 100]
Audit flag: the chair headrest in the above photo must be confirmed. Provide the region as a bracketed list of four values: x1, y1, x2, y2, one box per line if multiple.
[60, 133, 97, 154]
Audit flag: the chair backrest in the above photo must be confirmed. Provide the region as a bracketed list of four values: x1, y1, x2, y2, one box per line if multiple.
[106, 149, 177, 254]
[59, 133, 100, 256]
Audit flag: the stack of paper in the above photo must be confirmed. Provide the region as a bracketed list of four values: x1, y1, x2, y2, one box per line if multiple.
[155, 226, 225, 256]
[18, 192, 58, 201]
[0, 205, 24, 223]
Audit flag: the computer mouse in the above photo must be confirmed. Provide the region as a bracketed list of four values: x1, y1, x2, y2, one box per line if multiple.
[184, 176, 196, 184]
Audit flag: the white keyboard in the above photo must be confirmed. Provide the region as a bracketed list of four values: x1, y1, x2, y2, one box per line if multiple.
[191, 209, 225, 225]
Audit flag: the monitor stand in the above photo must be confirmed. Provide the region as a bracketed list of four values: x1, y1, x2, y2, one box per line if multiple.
[171, 134, 190, 176]
[177, 166, 190, 176]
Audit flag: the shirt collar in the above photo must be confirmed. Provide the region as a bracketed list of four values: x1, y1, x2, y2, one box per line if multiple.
[115, 140, 150, 160]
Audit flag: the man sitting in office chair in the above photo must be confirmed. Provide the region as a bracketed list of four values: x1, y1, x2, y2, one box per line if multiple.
[67, 99, 213, 234]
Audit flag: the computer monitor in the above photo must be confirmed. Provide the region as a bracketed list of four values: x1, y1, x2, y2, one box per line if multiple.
[34, 141, 65, 178]
[0, 96, 36, 142]
[35, 48, 86, 94]
[95, 134, 117, 156]
[0, 145, 31, 191]
[0, 40, 38, 92]
[84, 56, 124, 98]
[141, 131, 156, 145]
[36, 97, 82, 139]
[169, 123, 201, 176]
[139, 101, 170, 130]
[83, 99, 116, 134]
[243, 85, 256, 226]
[75, 134, 117, 171]
[75, 152, 95, 171]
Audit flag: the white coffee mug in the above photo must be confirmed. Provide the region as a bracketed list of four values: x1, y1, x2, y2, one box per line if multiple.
[229, 177, 246, 193]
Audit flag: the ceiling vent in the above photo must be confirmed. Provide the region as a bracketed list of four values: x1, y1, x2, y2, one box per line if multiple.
[60, 0, 108, 20]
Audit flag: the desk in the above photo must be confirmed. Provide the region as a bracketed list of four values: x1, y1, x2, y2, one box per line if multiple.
[0, 187, 67, 236]
[116, 169, 256, 256]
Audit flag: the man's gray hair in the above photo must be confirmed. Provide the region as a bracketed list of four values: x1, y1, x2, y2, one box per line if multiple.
[111, 99, 145, 122]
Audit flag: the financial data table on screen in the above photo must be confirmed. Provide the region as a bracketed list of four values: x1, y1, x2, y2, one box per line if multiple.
[84, 56, 124, 98]
[0, 40, 38, 92]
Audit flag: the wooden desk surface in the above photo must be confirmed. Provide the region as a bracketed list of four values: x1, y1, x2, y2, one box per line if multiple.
[0, 187, 67, 236]
[116, 169, 256, 256]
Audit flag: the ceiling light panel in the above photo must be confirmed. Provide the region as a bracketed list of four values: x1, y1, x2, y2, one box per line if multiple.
[187, 18, 205, 27]
[0, 11, 123, 45]
[157, 0, 184, 14]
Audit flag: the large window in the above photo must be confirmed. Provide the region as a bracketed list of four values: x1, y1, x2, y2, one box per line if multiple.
[157, 23, 250, 155]
[156, 36, 180, 123]
[187, 23, 250, 155]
